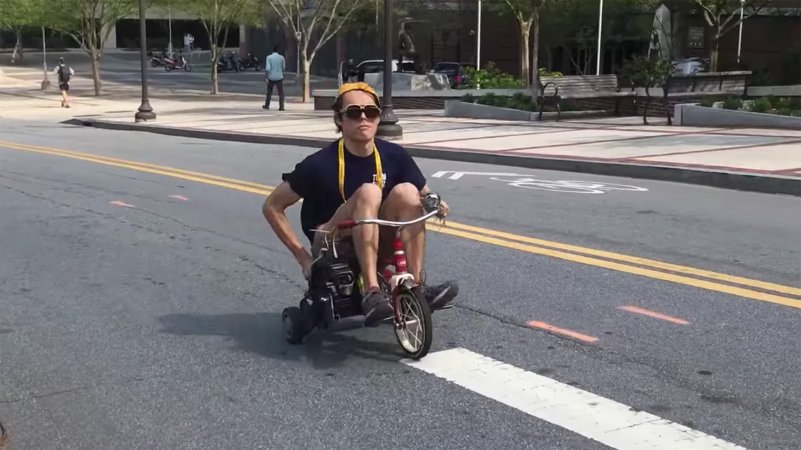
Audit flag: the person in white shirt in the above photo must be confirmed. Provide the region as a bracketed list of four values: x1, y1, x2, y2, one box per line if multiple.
[263, 46, 286, 111]
[53, 57, 75, 108]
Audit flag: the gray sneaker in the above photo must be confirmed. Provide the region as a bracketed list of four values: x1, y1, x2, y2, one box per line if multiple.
[413, 281, 458, 310]
[361, 290, 393, 326]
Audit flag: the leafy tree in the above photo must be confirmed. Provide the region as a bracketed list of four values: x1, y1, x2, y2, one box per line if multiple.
[537, 0, 660, 75]
[172, 0, 267, 94]
[501, 0, 546, 87]
[0, 0, 48, 63]
[265, 0, 372, 102]
[692, 0, 770, 71]
[50, 0, 138, 95]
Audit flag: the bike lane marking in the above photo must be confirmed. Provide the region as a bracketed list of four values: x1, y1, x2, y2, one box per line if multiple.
[3, 140, 800, 309]
[403, 347, 746, 450]
[527, 321, 599, 343]
[432, 170, 649, 194]
[618, 305, 691, 325]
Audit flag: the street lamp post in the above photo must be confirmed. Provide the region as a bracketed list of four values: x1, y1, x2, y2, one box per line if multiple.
[476, 0, 482, 71]
[376, 0, 402, 140]
[596, 0, 604, 75]
[737, 0, 745, 65]
[135, 0, 156, 122]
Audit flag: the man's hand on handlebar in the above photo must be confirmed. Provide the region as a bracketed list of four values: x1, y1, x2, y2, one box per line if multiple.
[437, 199, 449, 219]
[296, 248, 315, 280]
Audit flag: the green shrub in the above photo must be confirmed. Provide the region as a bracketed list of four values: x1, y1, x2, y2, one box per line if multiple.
[722, 97, 743, 110]
[508, 92, 537, 111]
[538, 67, 563, 77]
[619, 55, 673, 88]
[776, 97, 801, 110]
[698, 97, 716, 107]
[476, 92, 500, 106]
[751, 97, 772, 113]
[462, 62, 525, 89]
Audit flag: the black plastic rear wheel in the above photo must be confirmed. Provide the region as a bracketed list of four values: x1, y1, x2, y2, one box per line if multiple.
[282, 306, 308, 344]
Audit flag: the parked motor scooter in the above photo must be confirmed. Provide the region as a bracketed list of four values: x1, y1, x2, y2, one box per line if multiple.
[149, 50, 167, 67]
[238, 53, 260, 71]
[164, 53, 192, 72]
[217, 51, 241, 72]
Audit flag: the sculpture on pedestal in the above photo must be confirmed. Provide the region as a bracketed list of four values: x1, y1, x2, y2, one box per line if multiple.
[397, 21, 425, 74]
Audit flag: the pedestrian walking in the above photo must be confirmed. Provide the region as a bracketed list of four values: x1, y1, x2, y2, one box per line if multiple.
[263, 45, 285, 111]
[53, 57, 75, 108]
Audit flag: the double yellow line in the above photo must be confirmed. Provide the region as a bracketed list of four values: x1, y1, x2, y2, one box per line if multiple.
[3, 139, 800, 310]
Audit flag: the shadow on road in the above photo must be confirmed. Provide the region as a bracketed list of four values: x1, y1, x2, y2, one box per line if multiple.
[157, 312, 402, 370]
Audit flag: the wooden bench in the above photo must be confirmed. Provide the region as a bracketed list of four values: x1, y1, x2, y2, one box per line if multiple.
[536, 74, 635, 121]
[641, 70, 751, 125]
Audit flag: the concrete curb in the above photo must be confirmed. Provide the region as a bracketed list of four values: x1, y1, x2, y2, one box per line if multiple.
[68, 118, 801, 197]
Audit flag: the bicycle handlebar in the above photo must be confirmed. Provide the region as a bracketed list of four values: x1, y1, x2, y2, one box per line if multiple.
[336, 208, 440, 230]
[336, 191, 444, 230]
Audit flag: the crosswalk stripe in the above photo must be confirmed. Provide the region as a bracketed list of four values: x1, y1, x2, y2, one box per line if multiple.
[403, 348, 746, 450]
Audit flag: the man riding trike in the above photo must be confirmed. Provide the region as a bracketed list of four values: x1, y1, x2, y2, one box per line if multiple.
[262, 82, 457, 358]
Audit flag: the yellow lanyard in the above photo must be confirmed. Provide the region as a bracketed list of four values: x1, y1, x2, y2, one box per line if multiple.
[338, 138, 383, 202]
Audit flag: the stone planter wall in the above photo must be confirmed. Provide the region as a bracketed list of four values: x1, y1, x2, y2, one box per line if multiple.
[674, 104, 801, 129]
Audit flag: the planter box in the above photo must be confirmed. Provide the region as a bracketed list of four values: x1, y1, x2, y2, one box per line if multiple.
[444, 100, 608, 122]
[311, 88, 534, 111]
[675, 104, 801, 130]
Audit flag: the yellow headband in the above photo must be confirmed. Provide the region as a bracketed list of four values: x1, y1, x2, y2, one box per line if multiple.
[336, 82, 381, 108]
[338, 82, 378, 98]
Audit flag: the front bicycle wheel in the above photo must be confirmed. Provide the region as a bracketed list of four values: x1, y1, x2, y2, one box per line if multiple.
[393, 286, 432, 359]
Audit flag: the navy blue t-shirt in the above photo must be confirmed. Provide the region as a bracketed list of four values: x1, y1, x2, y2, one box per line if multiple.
[281, 139, 427, 242]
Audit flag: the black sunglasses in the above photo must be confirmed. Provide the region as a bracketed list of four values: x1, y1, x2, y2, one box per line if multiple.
[340, 105, 381, 120]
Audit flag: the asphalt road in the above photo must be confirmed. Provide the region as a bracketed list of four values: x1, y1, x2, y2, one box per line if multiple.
[1, 119, 800, 449]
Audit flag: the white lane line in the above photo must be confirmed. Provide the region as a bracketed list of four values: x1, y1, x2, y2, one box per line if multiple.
[403, 348, 746, 450]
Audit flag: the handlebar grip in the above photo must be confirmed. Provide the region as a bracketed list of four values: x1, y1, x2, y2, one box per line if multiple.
[422, 192, 441, 213]
[337, 220, 356, 229]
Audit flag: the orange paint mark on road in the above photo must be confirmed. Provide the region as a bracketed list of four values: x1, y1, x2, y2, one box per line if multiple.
[618, 305, 690, 325]
[110, 200, 135, 208]
[527, 320, 599, 343]
[169, 194, 189, 201]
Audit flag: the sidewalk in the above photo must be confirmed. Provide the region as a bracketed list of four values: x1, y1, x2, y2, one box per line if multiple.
[2, 83, 799, 196]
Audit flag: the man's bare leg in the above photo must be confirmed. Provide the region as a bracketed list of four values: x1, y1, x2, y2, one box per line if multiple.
[319, 183, 383, 290]
[380, 182, 458, 308]
[379, 183, 425, 281]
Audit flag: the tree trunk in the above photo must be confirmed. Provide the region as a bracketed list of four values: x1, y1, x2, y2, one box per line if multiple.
[710, 37, 719, 72]
[302, 57, 311, 103]
[11, 30, 23, 63]
[531, 12, 540, 86]
[90, 48, 102, 95]
[518, 19, 532, 87]
[211, 45, 219, 94]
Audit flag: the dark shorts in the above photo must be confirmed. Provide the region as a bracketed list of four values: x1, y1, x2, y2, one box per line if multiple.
[59, 83, 69, 92]
[311, 233, 395, 269]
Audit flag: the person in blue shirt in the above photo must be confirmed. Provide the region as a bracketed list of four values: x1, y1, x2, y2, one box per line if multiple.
[262, 82, 457, 325]
[263, 45, 285, 110]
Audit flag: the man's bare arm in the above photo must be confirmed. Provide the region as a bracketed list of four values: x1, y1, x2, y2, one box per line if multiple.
[262, 182, 314, 272]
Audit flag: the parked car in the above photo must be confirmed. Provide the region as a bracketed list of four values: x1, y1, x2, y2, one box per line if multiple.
[431, 62, 476, 88]
[672, 57, 709, 75]
[351, 59, 416, 81]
